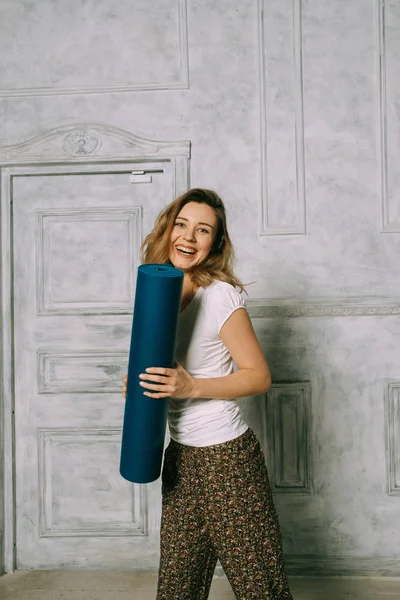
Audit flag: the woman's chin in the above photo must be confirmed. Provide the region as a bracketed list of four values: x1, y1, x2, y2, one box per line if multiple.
[169, 255, 197, 271]
[172, 262, 193, 272]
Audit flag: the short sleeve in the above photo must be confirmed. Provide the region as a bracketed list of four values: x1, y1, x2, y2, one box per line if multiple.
[208, 282, 246, 333]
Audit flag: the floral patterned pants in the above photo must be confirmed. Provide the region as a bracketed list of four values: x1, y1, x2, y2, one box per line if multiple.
[156, 428, 293, 600]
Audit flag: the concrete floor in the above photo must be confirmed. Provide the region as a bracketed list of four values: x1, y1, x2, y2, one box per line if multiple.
[0, 571, 400, 600]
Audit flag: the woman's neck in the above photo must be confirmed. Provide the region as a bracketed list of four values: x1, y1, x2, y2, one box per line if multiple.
[180, 275, 198, 311]
[182, 274, 196, 295]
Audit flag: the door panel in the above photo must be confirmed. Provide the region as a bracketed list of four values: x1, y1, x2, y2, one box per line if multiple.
[13, 164, 172, 569]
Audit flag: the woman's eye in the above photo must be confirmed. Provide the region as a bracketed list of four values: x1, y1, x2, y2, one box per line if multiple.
[175, 222, 185, 228]
[199, 228, 210, 234]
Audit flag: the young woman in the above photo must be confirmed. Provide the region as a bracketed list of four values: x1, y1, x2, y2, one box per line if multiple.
[123, 188, 293, 600]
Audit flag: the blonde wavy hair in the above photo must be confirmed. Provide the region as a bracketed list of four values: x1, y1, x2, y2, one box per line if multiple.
[141, 188, 245, 292]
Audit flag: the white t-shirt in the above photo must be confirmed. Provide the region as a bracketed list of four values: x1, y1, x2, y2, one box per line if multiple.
[168, 280, 249, 447]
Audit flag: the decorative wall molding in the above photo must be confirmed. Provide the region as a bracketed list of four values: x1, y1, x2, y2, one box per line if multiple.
[385, 381, 400, 495]
[267, 382, 311, 493]
[38, 428, 147, 537]
[1, 169, 14, 573]
[377, 0, 400, 233]
[37, 351, 128, 394]
[247, 296, 400, 318]
[0, 0, 189, 97]
[257, 0, 306, 236]
[63, 131, 100, 156]
[0, 123, 191, 164]
[36, 207, 141, 315]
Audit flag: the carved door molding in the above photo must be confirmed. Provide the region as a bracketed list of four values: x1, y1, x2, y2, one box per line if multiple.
[0, 123, 190, 572]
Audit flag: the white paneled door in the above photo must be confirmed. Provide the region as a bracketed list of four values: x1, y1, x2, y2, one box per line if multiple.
[12, 163, 172, 569]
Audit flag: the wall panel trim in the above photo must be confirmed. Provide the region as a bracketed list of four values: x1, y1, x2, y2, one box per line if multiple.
[36, 207, 142, 315]
[377, 0, 400, 233]
[0, 0, 189, 98]
[257, 0, 306, 236]
[37, 350, 128, 394]
[38, 428, 147, 537]
[247, 296, 400, 318]
[385, 381, 400, 495]
[267, 382, 311, 494]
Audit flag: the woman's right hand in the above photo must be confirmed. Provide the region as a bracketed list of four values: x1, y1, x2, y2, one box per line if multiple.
[122, 374, 128, 398]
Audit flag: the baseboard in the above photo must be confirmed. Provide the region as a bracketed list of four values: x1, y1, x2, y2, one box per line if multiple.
[215, 556, 400, 578]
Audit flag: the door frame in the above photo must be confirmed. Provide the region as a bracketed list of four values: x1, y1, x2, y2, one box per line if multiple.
[0, 123, 190, 572]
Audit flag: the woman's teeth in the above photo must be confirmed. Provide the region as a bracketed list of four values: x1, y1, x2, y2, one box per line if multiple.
[177, 246, 196, 255]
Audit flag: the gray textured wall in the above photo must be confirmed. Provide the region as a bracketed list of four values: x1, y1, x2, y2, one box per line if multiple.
[0, 350, 3, 576]
[1, 0, 400, 576]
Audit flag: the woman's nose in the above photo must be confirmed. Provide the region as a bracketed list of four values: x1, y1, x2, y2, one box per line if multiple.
[183, 228, 196, 241]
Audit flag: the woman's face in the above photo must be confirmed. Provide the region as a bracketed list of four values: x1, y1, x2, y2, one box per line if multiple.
[169, 201, 218, 271]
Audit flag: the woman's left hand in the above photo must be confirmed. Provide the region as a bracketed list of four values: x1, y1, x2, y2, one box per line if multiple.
[139, 362, 196, 399]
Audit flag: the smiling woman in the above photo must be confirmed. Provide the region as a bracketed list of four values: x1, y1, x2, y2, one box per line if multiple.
[169, 202, 216, 271]
[172, 203, 214, 259]
[141, 187, 244, 293]
[123, 188, 293, 600]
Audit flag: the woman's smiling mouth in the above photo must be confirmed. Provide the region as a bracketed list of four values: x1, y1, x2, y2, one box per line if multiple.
[176, 245, 197, 256]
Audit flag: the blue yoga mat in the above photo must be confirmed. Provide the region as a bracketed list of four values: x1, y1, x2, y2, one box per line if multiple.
[120, 264, 184, 484]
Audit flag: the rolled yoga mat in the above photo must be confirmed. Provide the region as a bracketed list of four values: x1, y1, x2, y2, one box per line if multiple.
[120, 264, 184, 484]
